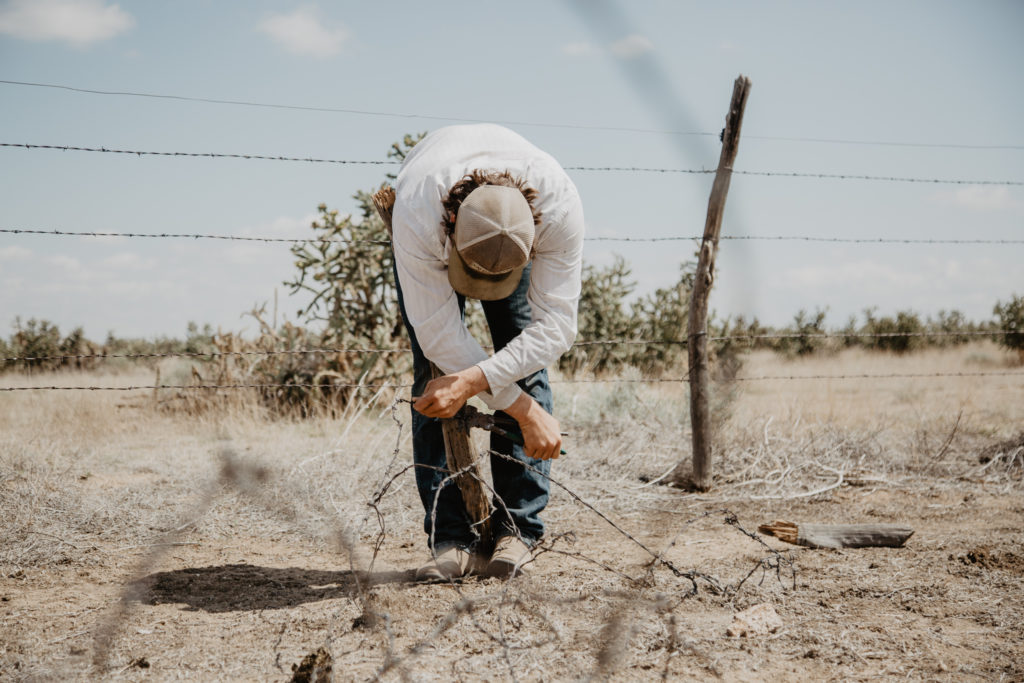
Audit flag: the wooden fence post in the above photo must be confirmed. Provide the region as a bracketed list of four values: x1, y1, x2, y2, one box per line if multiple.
[431, 363, 495, 552]
[686, 75, 751, 491]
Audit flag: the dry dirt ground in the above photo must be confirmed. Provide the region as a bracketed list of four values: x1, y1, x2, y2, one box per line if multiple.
[2, 344, 1023, 681]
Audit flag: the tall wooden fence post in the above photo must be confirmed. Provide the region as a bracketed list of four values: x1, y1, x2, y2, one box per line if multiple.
[686, 75, 751, 491]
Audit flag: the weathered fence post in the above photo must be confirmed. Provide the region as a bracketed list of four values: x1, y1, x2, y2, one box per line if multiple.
[685, 75, 751, 491]
[431, 363, 494, 551]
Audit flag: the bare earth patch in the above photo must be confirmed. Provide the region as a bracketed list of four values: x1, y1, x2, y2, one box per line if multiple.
[2, 345, 1022, 681]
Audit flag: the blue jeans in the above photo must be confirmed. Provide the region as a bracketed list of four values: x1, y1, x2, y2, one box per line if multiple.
[394, 263, 553, 551]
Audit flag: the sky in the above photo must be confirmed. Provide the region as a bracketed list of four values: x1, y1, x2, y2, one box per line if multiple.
[1, 0, 1022, 341]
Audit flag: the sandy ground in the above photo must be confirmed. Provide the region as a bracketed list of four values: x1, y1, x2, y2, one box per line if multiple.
[2, 344, 1022, 681]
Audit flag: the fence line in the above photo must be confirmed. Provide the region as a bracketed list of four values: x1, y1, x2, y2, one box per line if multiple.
[4, 227, 1023, 246]
[0, 143, 396, 166]
[4, 79, 1023, 150]
[2, 371, 1021, 392]
[1, 330, 1014, 366]
[4, 143, 1023, 186]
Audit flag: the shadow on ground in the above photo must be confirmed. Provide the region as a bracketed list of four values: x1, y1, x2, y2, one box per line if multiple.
[136, 564, 414, 612]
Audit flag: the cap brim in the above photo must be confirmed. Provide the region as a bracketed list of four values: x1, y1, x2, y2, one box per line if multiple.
[448, 247, 523, 301]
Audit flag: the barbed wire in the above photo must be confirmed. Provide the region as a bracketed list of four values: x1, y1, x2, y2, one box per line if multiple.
[729, 371, 1024, 382]
[0, 227, 389, 245]
[707, 330, 1011, 342]
[4, 227, 1022, 246]
[589, 235, 1024, 244]
[721, 236, 1024, 245]
[1, 330, 1012, 365]
[4, 142, 1023, 186]
[2, 370, 1020, 392]
[1, 347, 410, 363]
[4, 80, 1023, 150]
[731, 169, 1024, 186]
[0, 80, 718, 137]
[0, 143, 396, 166]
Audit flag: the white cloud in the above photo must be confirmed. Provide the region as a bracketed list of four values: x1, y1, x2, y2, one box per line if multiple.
[48, 254, 83, 272]
[247, 214, 318, 239]
[101, 251, 155, 270]
[782, 260, 927, 291]
[0, 0, 133, 46]
[225, 214, 317, 265]
[0, 245, 32, 261]
[610, 34, 654, 59]
[562, 41, 595, 57]
[2, 276, 25, 291]
[941, 186, 1023, 213]
[258, 6, 348, 58]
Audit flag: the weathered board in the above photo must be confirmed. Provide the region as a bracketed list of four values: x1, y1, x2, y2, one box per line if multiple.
[759, 520, 914, 549]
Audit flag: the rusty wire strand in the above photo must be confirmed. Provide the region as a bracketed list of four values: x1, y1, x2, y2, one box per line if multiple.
[5, 80, 1024, 149]
[5, 226, 1024, 245]
[2, 330, 1014, 365]
[2, 370, 1022, 393]
[4, 142, 1024, 185]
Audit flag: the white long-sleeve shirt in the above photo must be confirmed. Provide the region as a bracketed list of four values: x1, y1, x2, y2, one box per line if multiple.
[392, 124, 585, 410]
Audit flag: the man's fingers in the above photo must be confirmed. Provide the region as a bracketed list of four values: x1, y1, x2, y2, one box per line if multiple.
[526, 436, 561, 461]
[412, 395, 436, 416]
[412, 392, 464, 419]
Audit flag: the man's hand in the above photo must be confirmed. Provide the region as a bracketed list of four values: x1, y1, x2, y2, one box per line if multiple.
[413, 366, 489, 419]
[504, 393, 562, 461]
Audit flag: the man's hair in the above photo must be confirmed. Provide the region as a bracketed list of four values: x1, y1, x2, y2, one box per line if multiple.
[441, 170, 542, 237]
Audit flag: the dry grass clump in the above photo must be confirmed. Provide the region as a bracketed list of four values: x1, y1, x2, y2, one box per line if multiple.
[149, 308, 411, 420]
[707, 342, 1024, 499]
[0, 371, 409, 580]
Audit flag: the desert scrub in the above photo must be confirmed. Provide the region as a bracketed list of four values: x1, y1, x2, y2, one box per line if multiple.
[993, 293, 1024, 363]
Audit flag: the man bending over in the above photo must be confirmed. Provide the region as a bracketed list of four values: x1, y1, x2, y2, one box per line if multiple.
[391, 123, 584, 580]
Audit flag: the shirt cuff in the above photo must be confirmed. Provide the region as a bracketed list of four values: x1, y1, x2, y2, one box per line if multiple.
[477, 362, 523, 411]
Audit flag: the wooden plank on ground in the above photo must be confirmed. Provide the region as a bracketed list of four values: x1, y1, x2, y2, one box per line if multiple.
[759, 520, 914, 548]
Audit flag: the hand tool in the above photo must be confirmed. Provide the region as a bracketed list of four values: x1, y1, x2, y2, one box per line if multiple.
[455, 404, 568, 456]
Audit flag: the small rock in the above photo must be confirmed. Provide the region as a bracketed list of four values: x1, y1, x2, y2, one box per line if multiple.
[727, 603, 783, 637]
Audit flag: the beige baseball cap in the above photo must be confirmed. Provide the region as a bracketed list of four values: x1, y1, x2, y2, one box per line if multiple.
[448, 185, 535, 300]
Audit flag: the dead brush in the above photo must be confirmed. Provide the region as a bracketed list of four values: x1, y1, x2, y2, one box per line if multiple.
[976, 431, 1024, 479]
[157, 306, 411, 419]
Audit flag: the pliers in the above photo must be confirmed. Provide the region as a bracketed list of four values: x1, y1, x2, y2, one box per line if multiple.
[455, 404, 568, 456]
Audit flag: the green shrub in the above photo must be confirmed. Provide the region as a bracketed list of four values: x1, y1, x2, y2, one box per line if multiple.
[628, 261, 695, 376]
[279, 135, 428, 404]
[861, 308, 924, 354]
[776, 308, 828, 357]
[8, 317, 62, 372]
[559, 256, 636, 376]
[993, 293, 1024, 362]
[925, 309, 973, 347]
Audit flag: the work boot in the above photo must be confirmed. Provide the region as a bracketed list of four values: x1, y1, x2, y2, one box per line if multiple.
[486, 535, 533, 578]
[415, 545, 474, 582]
